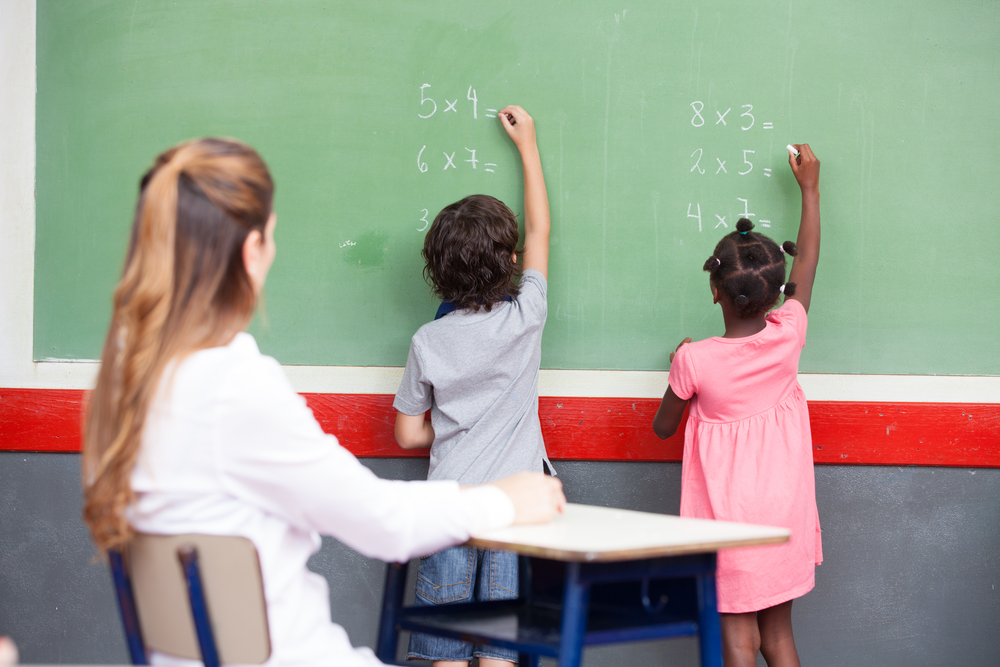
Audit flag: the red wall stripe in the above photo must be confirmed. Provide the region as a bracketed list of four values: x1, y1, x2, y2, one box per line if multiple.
[1, 388, 998, 467]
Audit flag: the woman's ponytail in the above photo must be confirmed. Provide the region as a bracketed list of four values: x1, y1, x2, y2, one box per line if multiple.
[83, 139, 273, 553]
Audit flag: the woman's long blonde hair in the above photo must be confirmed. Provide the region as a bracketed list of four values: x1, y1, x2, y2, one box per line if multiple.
[83, 138, 274, 553]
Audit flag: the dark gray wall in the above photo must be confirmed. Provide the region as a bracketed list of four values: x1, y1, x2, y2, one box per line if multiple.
[1, 453, 998, 666]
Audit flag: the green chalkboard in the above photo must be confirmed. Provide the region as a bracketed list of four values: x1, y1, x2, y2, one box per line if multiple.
[35, 0, 1000, 374]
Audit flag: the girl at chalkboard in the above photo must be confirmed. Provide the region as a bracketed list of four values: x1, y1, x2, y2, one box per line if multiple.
[81, 137, 564, 667]
[653, 145, 822, 667]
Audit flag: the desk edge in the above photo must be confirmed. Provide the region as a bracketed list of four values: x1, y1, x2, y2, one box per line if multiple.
[464, 533, 790, 562]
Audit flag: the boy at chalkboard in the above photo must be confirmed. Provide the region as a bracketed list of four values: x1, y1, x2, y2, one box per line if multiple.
[393, 104, 556, 667]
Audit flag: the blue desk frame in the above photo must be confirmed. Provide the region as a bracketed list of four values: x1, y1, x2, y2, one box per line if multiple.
[376, 551, 722, 667]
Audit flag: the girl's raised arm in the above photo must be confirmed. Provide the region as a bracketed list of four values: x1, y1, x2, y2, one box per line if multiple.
[786, 144, 821, 313]
[500, 105, 550, 279]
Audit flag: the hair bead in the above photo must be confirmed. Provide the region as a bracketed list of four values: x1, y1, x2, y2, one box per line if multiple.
[735, 218, 755, 235]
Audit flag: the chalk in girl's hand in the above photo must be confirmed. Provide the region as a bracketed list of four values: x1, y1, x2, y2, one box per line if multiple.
[501, 112, 516, 125]
[786, 144, 800, 158]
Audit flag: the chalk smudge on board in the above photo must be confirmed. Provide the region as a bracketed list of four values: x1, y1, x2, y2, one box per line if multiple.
[342, 231, 389, 268]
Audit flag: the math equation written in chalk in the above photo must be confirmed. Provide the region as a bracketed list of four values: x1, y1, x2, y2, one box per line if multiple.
[414, 84, 503, 172]
[685, 100, 782, 233]
[412, 83, 507, 231]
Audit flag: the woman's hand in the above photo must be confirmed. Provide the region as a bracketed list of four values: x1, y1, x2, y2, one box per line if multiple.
[490, 471, 566, 525]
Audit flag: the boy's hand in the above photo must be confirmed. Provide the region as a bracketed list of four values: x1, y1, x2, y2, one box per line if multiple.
[499, 105, 537, 151]
[788, 143, 820, 194]
[669, 338, 691, 364]
[491, 471, 566, 525]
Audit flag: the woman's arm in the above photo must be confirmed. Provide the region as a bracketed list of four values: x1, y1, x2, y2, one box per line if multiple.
[499, 105, 550, 279]
[219, 361, 561, 563]
[785, 144, 821, 313]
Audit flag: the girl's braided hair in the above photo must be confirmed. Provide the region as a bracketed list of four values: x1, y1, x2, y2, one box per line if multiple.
[703, 218, 797, 318]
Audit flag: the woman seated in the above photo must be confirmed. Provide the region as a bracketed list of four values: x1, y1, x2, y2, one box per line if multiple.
[82, 138, 565, 666]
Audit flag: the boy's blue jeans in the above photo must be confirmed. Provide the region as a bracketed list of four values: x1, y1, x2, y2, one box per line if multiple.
[406, 546, 518, 663]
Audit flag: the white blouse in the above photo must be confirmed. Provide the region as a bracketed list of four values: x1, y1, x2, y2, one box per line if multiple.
[129, 333, 514, 666]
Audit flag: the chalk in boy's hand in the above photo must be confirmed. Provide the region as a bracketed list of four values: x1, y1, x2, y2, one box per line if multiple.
[498, 104, 538, 151]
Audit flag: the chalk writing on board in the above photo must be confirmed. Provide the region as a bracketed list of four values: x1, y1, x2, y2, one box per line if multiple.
[418, 84, 436, 118]
[684, 100, 784, 230]
[686, 199, 768, 233]
[467, 87, 478, 119]
[691, 102, 705, 127]
[690, 149, 762, 177]
[687, 203, 702, 232]
[417, 84, 504, 121]
[417, 146, 497, 174]
[417, 146, 428, 173]
[339, 240, 356, 248]
[413, 84, 506, 233]
[416, 146, 498, 172]
[690, 148, 705, 174]
[690, 101, 773, 132]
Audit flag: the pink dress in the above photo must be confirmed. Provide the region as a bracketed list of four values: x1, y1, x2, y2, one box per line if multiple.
[668, 298, 822, 613]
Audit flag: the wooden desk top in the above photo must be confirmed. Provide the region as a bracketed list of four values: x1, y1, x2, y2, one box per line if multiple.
[467, 504, 790, 563]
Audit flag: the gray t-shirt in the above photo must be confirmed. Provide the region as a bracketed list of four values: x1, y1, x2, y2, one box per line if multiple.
[394, 269, 552, 485]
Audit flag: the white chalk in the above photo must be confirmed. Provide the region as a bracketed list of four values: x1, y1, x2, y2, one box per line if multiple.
[786, 144, 800, 157]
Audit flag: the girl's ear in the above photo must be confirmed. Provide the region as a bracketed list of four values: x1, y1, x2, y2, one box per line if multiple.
[711, 284, 720, 305]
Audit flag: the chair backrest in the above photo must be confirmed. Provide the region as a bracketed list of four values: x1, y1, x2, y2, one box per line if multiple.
[126, 533, 271, 664]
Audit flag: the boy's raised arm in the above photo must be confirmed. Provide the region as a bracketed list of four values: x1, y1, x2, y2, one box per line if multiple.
[500, 105, 550, 279]
[786, 143, 821, 313]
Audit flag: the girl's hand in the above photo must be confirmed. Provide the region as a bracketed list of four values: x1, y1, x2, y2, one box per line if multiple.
[499, 105, 537, 151]
[490, 471, 566, 525]
[788, 143, 820, 194]
[670, 338, 692, 364]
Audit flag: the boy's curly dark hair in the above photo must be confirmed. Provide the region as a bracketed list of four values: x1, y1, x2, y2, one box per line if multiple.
[704, 218, 798, 318]
[422, 195, 521, 311]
